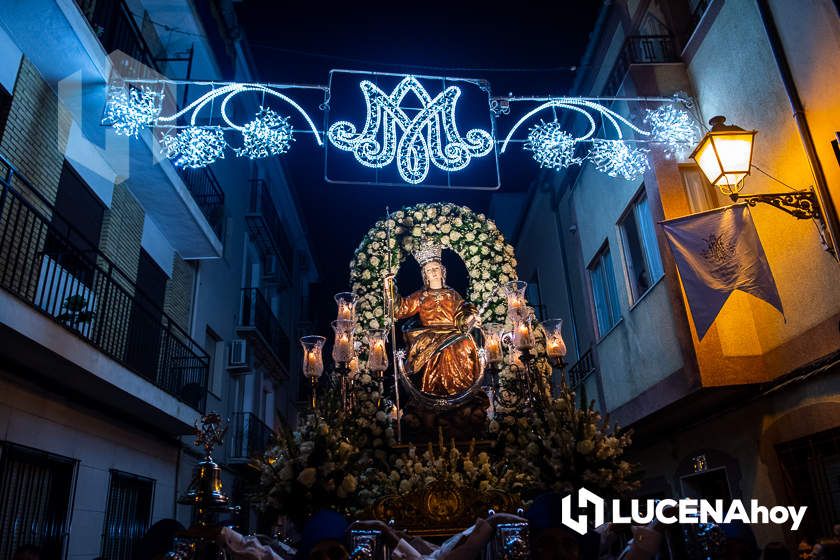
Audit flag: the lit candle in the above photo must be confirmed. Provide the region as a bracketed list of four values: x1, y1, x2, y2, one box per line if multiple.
[366, 330, 388, 372]
[335, 292, 356, 322]
[300, 335, 325, 379]
[331, 319, 355, 363]
[513, 319, 535, 350]
[540, 319, 567, 362]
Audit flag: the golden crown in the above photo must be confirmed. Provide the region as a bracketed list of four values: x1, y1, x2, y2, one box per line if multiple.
[413, 240, 442, 266]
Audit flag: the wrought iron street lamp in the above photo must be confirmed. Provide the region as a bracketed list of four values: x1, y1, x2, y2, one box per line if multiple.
[691, 116, 822, 221]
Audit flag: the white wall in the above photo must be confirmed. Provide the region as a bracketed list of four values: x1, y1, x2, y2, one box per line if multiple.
[0, 374, 178, 560]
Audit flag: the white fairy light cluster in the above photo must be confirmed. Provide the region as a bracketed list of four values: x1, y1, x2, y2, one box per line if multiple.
[161, 126, 226, 168]
[327, 77, 494, 184]
[589, 140, 649, 180]
[644, 104, 700, 159]
[234, 107, 294, 159]
[525, 121, 582, 170]
[103, 84, 163, 137]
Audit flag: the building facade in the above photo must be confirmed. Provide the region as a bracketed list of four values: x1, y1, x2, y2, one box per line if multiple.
[502, 0, 840, 549]
[0, 0, 317, 557]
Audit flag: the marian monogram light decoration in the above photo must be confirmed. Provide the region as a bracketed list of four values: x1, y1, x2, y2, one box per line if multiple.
[326, 77, 494, 184]
[101, 67, 699, 186]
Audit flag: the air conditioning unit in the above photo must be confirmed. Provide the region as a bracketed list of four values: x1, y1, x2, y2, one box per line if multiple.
[227, 339, 249, 371]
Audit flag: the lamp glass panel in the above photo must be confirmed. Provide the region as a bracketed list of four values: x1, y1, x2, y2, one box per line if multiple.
[694, 137, 723, 186]
[711, 133, 753, 185]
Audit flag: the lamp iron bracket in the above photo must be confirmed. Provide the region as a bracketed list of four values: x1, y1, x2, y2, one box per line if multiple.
[731, 188, 822, 221]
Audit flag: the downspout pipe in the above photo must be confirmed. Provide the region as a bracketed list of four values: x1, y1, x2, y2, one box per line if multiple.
[756, 0, 840, 258]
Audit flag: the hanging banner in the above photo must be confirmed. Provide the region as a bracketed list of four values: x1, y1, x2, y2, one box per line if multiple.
[661, 204, 783, 340]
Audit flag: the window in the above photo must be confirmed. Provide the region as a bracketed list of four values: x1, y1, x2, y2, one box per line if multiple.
[101, 470, 154, 560]
[776, 426, 840, 538]
[0, 443, 77, 560]
[205, 327, 224, 397]
[680, 165, 720, 213]
[589, 245, 621, 337]
[619, 192, 665, 302]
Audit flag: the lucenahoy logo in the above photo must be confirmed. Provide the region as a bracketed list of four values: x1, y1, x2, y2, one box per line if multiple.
[560, 488, 807, 535]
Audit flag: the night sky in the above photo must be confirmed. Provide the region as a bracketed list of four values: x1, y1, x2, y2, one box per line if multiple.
[234, 1, 601, 331]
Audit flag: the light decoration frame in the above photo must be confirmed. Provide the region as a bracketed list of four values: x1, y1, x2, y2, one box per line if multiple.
[326, 73, 495, 185]
[100, 73, 700, 185]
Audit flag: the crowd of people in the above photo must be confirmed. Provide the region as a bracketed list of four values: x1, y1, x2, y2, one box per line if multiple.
[13, 497, 838, 560]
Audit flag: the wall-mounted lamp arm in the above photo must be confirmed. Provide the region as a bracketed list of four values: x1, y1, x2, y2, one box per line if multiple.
[730, 188, 822, 221]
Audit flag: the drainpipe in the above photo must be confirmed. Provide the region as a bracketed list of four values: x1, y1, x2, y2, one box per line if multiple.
[755, 0, 840, 258]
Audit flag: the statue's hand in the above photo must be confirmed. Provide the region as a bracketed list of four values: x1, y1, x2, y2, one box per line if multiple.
[456, 302, 479, 333]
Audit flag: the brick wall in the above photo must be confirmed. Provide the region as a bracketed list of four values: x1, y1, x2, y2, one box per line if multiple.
[164, 254, 194, 331]
[0, 57, 69, 206]
[98, 184, 144, 289]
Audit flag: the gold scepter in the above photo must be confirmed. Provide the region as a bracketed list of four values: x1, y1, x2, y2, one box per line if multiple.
[383, 206, 402, 443]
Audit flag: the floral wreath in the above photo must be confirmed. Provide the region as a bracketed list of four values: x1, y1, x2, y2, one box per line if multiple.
[349, 203, 518, 333]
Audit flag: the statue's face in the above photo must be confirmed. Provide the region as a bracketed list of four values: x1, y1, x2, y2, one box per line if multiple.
[422, 262, 445, 289]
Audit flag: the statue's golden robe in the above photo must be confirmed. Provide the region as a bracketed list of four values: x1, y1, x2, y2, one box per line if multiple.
[395, 288, 481, 395]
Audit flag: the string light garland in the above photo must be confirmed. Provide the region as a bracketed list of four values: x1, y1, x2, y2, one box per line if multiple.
[327, 76, 494, 184]
[588, 139, 649, 180]
[103, 84, 164, 137]
[234, 107, 294, 159]
[161, 126, 226, 168]
[644, 103, 701, 159]
[100, 73, 700, 185]
[525, 121, 582, 170]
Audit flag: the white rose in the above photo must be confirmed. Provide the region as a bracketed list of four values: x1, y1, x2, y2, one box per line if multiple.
[412, 226, 422, 237]
[441, 223, 452, 233]
[450, 231, 461, 241]
[370, 319, 380, 329]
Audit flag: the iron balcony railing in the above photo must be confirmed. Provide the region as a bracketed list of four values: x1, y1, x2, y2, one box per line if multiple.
[246, 180, 294, 273]
[568, 348, 597, 390]
[240, 288, 290, 368]
[228, 412, 273, 462]
[76, 0, 160, 76]
[0, 154, 209, 412]
[177, 167, 225, 238]
[602, 35, 681, 96]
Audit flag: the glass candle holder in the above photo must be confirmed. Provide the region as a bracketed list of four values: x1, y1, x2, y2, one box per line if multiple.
[300, 336, 326, 379]
[512, 314, 536, 351]
[541, 318, 567, 362]
[335, 292, 357, 322]
[331, 319, 355, 363]
[482, 323, 505, 365]
[366, 329, 389, 373]
[502, 280, 528, 321]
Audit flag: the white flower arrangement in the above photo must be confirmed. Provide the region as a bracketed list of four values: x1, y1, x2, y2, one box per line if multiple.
[349, 203, 516, 333]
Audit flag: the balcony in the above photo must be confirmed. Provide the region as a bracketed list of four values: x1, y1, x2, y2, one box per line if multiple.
[246, 180, 294, 282]
[177, 167, 225, 238]
[602, 35, 681, 96]
[0, 154, 207, 432]
[238, 288, 290, 378]
[228, 412, 273, 464]
[0, 0, 222, 259]
[568, 348, 597, 390]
